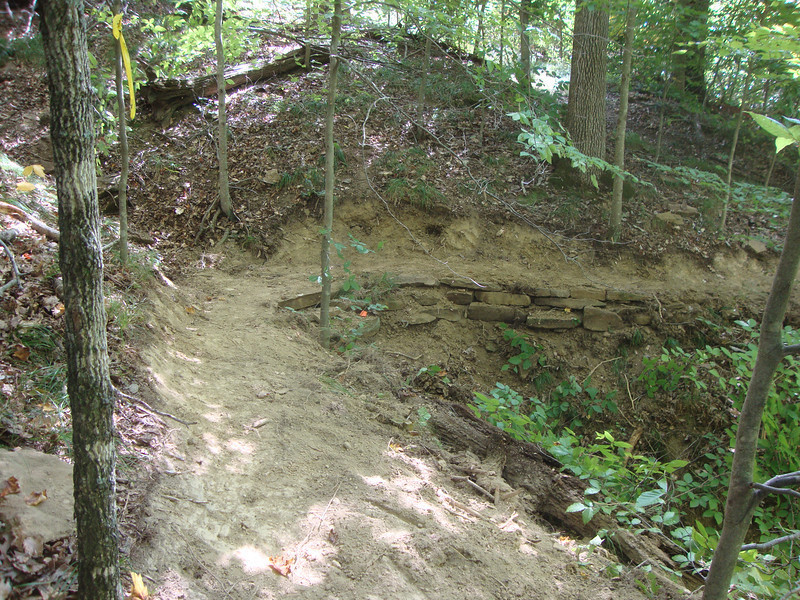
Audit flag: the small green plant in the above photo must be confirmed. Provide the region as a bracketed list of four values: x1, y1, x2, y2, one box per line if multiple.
[416, 406, 431, 428]
[499, 326, 550, 387]
[417, 364, 451, 385]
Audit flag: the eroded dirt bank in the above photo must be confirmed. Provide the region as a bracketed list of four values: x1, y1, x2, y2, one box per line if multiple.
[130, 207, 791, 600]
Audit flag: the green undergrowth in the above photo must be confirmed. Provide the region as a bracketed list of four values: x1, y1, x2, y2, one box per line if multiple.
[465, 321, 800, 598]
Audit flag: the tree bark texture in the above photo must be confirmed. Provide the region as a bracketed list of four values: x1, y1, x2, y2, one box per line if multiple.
[610, 0, 637, 241]
[320, 0, 341, 349]
[519, 0, 531, 87]
[703, 162, 800, 600]
[113, 0, 129, 265]
[39, 2, 121, 600]
[215, 0, 233, 220]
[565, 0, 609, 183]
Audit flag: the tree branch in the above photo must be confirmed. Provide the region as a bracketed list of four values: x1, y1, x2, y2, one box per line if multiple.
[741, 530, 800, 552]
[751, 482, 800, 500]
[0, 201, 60, 241]
[783, 343, 800, 356]
[0, 237, 22, 294]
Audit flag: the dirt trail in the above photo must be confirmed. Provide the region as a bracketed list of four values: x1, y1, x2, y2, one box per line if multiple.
[129, 253, 660, 599]
[130, 205, 787, 600]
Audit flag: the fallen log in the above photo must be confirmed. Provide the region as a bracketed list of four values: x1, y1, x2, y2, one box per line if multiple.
[430, 402, 697, 593]
[0, 201, 59, 241]
[140, 45, 330, 124]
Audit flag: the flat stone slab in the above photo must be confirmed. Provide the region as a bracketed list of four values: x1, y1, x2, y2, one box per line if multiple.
[606, 290, 651, 302]
[668, 202, 699, 216]
[583, 306, 625, 332]
[446, 290, 474, 305]
[413, 291, 439, 306]
[570, 287, 606, 301]
[278, 291, 322, 310]
[404, 313, 437, 325]
[744, 239, 768, 256]
[655, 212, 685, 227]
[526, 313, 581, 329]
[393, 274, 439, 287]
[0, 448, 74, 554]
[467, 303, 523, 323]
[441, 279, 502, 291]
[424, 308, 465, 322]
[532, 287, 570, 298]
[534, 298, 605, 309]
[475, 291, 531, 307]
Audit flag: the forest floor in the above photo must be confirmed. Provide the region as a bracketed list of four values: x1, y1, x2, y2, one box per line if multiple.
[1, 32, 799, 600]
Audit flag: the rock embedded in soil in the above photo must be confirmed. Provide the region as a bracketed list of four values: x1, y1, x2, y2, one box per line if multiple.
[277, 291, 322, 310]
[445, 290, 474, 305]
[582, 306, 625, 332]
[404, 312, 438, 325]
[441, 278, 502, 291]
[533, 287, 570, 298]
[534, 297, 605, 309]
[424, 307, 465, 322]
[0, 448, 74, 553]
[474, 291, 531, 306]
[569, 287, 606, 301]
[527, 312, 582, 329]
[654, 212, 685, 227]
[467, 303, 524, 323]
[744, 239, 768, 256]
[413, 291, 439, 306]
[606, 290, 650, 302]
[394, 274, 439, 287]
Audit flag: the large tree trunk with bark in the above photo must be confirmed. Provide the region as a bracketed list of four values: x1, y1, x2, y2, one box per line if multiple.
[564, 0, 609, 186]
[39, 1, 121, 599]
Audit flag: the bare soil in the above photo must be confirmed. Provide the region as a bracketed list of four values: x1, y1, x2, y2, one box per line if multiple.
[128, 198, 793, 600]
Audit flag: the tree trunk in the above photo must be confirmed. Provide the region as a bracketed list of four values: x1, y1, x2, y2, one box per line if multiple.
[473, 0, 486, 55]
[417, 23, 432, 127]
[112, 1, 129, 266]
[304, 0, 313, 70]
[564, 0, 609, 185]
[672, 0, 709, 103]
[764, 150, 777, 189]
[519, 0, 531, 88]
[703, 161, 800, 600]
[38, 2, 120, 599]
[499, 0, 505, 67]
[721, 66, 753, 231]
[320, 0, 341, 349]
[215, 0, 233, 220]
[609, 0, 637, 241]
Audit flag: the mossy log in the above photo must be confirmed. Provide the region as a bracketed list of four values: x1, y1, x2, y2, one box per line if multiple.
[139, 45, 329, 124]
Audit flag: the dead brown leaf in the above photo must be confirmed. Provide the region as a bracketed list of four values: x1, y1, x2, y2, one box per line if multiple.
[267, 555, 294, 577]
[24, 490, 47, 506]
[1, 476, 20, 497]
[12, 345, 30, 361]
